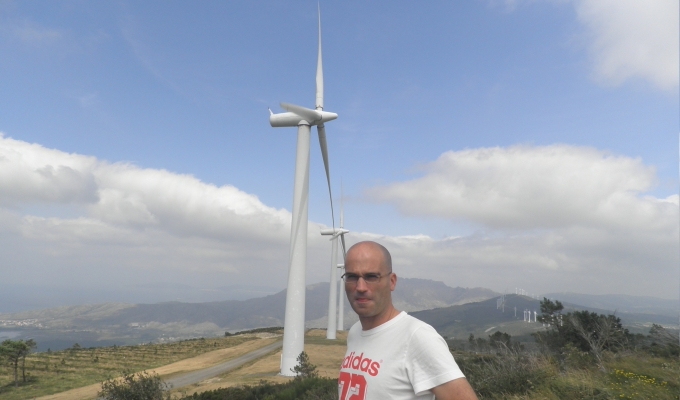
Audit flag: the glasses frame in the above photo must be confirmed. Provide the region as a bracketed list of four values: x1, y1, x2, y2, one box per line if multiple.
[341, 272, 391, 285]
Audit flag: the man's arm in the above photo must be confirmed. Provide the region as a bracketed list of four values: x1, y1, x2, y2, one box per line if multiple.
[431, 377, 478, 400]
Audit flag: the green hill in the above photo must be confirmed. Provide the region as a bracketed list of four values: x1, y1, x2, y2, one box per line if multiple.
[411, 293, 678, 341]
[411, 294, 544, 340]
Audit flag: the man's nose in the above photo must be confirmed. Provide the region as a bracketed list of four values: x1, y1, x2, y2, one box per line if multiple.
[355, 277, 368, 291]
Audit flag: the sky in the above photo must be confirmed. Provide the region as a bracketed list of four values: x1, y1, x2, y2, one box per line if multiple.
[0, 0, 678, 312]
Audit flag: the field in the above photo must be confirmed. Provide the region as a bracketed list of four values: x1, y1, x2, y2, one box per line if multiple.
[0, 334, 260, 400]
[171, 329, 348, 397]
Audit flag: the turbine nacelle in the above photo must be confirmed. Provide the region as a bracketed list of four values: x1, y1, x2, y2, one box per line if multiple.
[320, 227, 349, 238]
[269, 102, 338, 127]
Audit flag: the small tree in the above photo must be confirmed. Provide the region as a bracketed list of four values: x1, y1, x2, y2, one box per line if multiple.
[21, 339, 37, 382]
[0, 339, 30, 387]
[537, 297, 564, 325]
[647, 324, 680, 358]
[99, 370, 174, 400]
[569, 312, 628, 371]
[533, 302, 631, 371]
[488, 331, 512, 349]
[291, 351, 318, 379]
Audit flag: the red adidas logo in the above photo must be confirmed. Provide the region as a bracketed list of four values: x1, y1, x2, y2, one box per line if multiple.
[341, 352, 381, 377]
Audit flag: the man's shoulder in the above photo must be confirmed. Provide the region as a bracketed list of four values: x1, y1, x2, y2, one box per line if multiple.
[402, 312, 438, 333]
[347, 321, 362, 336]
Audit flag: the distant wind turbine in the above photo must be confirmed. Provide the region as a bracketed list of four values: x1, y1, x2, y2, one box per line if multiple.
[268, 7, 338, 376]
[320, 190, 349, 339]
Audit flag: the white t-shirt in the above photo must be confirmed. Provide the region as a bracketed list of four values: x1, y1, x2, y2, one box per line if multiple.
[338, 312, 465, 400]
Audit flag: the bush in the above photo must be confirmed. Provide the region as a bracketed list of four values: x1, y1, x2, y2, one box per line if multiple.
[645, 324, 680, 358]
[562, 343, 594, 370]
[534, 298, 632, 371]
[185, 377, 337, 400]
[225, 327, 284, 336]
[457, 349, 555, 398]
[99, 370, 175, 400]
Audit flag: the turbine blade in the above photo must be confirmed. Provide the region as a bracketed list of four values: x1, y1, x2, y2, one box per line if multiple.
[340, 234, 347, 262]
[281, 102, 321, 123]
[318, 124, 335, 230]
[340, 180, 344, 228]
[316, 5, 323, 110]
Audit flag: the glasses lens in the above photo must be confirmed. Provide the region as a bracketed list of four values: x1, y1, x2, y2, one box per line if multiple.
[343, 274, 381, 284]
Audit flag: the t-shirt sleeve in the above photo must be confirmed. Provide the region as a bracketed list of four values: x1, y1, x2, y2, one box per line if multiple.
[405, 325, 465, 396]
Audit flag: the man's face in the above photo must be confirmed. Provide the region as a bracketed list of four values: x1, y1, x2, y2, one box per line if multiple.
[344, 243, 397, 320]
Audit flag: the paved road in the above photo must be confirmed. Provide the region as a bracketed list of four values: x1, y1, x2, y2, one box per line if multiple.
[166, 340, 283, 389]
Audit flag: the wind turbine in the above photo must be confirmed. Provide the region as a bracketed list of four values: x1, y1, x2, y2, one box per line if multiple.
[269, 8, 338, 376]
[336, 193, 349, 331]
[320, 188, 349, 339]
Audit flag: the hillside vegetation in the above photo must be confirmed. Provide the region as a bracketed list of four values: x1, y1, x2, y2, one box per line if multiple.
[177, 298, 680, 399]
[2, 295, 677, 399]
[0, 279, 497, 352]
[0, 334, 258, 400]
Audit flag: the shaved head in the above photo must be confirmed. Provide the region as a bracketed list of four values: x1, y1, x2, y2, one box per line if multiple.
[347, 241, 392, 273]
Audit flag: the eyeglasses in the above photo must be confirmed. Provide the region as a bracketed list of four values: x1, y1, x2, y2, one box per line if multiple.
[341, 273, 388, 285]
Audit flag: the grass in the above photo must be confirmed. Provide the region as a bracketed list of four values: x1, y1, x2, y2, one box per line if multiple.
[456, 349, 679, 400]
[184, 377, 338, 400]
[605, 352, 679, 400]
[171, 330, 348, 397]
[3, 327, 678, 400]
[177, 329, 679, 400]
[0, 335, 258, 400]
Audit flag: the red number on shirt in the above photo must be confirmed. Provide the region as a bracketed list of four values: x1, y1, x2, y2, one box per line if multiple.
[338, 372, 367, 400]
[347, 373, 366, 400]
[339, 372, 351, 400]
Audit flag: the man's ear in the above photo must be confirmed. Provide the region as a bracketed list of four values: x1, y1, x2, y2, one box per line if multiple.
[390, 273, 397, 291]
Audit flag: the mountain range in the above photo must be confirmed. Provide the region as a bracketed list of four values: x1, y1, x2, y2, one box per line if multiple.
[1, 280, 676, 352]
[412, 293, 678, 341]
[0, 278, 496, 351]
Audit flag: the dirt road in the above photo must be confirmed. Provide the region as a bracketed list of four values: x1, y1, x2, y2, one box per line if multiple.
[165, 340, 282, 389]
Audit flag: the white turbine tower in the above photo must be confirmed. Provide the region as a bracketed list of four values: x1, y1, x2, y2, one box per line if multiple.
[269, 8, 338, 376]
[320, 192, 349, 339]
[337, 185, 349, 332]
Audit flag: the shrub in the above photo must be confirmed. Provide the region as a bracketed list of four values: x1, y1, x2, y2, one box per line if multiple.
[457, 349, 555, 398]
[185, 378, 337, 400]
[562, 342, 594, 370]
[99, 370, 175, 400]
[225, 327, 284, 336]
[646, 324, 680, 358]
[534, 298, 631, 370]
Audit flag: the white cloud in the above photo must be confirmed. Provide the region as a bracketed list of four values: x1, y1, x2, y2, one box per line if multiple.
[1, 136, 677, 303]
[575, 0, 679, 90]
[364, 145, 678, 298]
[0, 134, 307, 291]
[367, 145, 660, 230]
[491, 0, 679, 90]
[349, 216, 677, 299]
[0, 136, 99, 206]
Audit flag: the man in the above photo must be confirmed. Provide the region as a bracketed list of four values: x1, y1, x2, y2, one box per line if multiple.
[338, 241, 478, 400]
